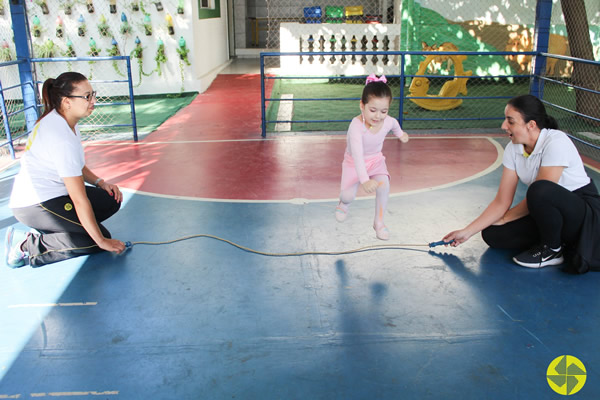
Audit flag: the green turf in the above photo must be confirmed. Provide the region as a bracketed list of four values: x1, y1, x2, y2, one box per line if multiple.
[80, 92, 198, 137]
[1, 92, 198, 141]
[266, 77, 531, 132]
[266, 77, 600, 136]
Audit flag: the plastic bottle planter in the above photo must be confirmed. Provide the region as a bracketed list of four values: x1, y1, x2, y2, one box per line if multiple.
[32, 15, 42, 38]
[110, 0, 117, 14]
[143, 14, 152, 36]
[132, 37, 143, 59]
[177, 0, 184, 14]
[177, 36, 190, 65]
[108, 38, 126, 77]
[120, 13, 132, 35]
[65, 39, 76, 57]
[88, 37, 99, 57]
[36, 0, 49, 15]
[56, 16, 64, 38]
[154, 2, 164, 11]
[132, 36, 152, 86]
[78, 15, 87, 37]
[166, 14, 174, 35]
[107, 38, 120, 56]
[131, 2, 140, 12]
[87, 0, 94, 14]
[61, 2, 74, 15]
[98, 15, 110, 37]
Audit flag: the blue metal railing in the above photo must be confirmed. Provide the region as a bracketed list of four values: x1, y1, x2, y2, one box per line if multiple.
[1, 56, 138, 159]
[258, 50, 600, 138]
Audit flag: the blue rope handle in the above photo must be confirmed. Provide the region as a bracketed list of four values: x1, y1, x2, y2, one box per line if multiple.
[428, 239, 454, 248]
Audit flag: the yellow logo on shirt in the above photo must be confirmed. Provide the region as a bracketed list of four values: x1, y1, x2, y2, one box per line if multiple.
[547, 355, 586, 395]
[25, 123, 41, 151]
[64, 203, 73, 211]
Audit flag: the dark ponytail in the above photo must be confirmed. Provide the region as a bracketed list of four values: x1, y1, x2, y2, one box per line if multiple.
[544, 115, 558, 130]
[361, 81, 392, 105]
[38, 71, 87, 122]
[507, 94, 558, 130]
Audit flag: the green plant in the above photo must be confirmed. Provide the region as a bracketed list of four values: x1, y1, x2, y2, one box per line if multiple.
[176, 36, 190, 65]
[78, 15, 87, 37]
[35, 39, 57, 58]
[154, 39, 166, 76]
[97, 14, 111, 37]
[131, 37, 153, 87]
[59, 1, 75, 15]
[87, 37, 99, 80]
[56, 16, 64, 38]
[34, 40, 60, 78]
[177, 37, 190, 92]
[35, 0, 49, 14]
[143, 13, 152, 36]
[107, 38, 126, 77]
[0, 41, 13, 62]
[120, 13, 132, 35]
[87, 37, 100, 57]
[32, 15, 42, 38]
[64, 39, 76, 57]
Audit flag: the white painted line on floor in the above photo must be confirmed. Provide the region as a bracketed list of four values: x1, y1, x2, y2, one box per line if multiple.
[28, 391, 118, 397]
[274, 94, 294, 132]
[7, 302, 98, 309]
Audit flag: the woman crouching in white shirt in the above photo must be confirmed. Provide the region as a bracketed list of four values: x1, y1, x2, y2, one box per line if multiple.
[442, 94, 600, 273]
[6, 72, 126, 268]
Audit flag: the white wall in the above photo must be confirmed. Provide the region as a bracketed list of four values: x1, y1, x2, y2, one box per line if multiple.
[0, 0, 231, 96]
[190, 0, 230, 93]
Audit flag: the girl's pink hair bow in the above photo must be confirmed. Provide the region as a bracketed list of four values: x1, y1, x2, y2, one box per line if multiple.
[365, 74, 387, 85]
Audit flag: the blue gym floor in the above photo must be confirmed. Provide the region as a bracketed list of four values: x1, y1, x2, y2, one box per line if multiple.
[1, 75, 600, 399]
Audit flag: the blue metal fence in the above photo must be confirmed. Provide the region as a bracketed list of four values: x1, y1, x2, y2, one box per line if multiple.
[260, 50, 600, 143]
[0, 56, 137, 159]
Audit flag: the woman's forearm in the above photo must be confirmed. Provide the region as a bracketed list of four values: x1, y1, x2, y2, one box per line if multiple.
[82, 165, 102, 186]
[500, 199, 529, 224]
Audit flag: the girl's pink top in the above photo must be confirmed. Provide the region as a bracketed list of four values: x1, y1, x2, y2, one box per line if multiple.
[344, 115, 405, 183]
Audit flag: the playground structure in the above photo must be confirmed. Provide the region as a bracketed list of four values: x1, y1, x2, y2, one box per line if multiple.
[408, 52, 472, 111]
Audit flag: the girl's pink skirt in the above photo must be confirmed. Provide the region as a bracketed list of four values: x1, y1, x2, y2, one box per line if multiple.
[340, 152, 389, 190]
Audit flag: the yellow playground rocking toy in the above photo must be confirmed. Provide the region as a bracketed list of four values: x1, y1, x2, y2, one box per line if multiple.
[408, 53, 472, 111]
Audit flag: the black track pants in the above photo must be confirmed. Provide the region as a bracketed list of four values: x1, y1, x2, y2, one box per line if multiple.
[12, 186, 121, 267]
[481, 180, 587, 250]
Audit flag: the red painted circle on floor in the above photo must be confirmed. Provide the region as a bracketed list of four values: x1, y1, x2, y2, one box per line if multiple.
[86, 136, 500, 201]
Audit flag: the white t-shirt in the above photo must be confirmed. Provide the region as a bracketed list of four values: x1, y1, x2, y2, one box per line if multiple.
[503, 128, 590, 191]
[9, 110, 85, 208]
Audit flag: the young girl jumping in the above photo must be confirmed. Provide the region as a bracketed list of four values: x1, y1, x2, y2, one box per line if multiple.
[335, 74, 409, 240]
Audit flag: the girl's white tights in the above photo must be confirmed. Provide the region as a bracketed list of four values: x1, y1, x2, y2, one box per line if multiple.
[338, 174, 390, 228]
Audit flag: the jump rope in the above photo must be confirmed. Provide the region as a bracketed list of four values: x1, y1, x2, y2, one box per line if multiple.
[123, 236, 454, 256]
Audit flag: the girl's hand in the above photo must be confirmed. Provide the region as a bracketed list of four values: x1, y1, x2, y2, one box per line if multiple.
[399, 134, 409, 143]
[98, 238, 126, 254]
[99, 181, 123, 203]
[442, 229, 472, 247]
[361, 179, 379, 194]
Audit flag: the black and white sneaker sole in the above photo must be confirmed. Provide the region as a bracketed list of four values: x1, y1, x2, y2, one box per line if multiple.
[512, 256, 565, 268]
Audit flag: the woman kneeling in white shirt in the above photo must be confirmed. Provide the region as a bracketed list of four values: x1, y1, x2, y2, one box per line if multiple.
[6, 72, 126, 268]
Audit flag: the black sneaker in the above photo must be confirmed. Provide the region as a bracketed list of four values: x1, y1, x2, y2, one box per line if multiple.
[512, 245, 564, 268]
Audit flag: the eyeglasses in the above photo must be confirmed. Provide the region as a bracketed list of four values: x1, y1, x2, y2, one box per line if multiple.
[66, 91, 97, 101]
